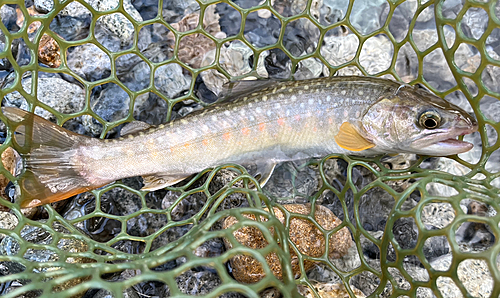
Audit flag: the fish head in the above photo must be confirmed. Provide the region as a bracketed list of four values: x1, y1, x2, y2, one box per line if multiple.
[361, 85, 478, 156]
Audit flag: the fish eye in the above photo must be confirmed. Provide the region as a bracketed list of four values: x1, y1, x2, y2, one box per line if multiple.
[419, 110, 441, 129]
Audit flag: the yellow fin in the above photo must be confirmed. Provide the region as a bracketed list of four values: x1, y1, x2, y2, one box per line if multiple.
[334, 122, 375, 152]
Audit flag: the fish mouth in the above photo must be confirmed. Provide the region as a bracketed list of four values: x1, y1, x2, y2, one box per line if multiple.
[412, 125, 478, 156]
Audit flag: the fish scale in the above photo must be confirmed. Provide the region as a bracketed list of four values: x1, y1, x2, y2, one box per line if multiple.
[2, 76, 477, 207]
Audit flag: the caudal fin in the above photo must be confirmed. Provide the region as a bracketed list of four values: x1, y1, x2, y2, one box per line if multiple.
[2, 107, 101, 208]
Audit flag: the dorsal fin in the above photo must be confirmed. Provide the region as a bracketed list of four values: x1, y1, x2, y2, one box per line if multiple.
[218, 79, 279, 102]
[120, 121, 152, 136]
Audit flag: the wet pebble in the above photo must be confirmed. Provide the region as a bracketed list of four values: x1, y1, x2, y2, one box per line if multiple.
[223, 204, 352, 283]
[66, 43, 111, 82]
[0, 148, 18, 209]
[49, 2, 92, 41]
[38, 33, 61, 67]
[0, 5, 18, 33]
[34, 0, 53, 13]
[154, 63, 191, 99]
[162, 0, 200, 23]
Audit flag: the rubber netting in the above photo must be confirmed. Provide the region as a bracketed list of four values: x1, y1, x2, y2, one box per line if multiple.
[0, 0, 499, 297]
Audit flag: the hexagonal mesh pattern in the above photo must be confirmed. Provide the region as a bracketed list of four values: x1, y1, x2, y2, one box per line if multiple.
[0, 0, 499, 297]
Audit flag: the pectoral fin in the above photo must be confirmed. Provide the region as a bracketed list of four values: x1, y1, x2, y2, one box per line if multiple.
[334, 122, 375, 152]
[141, 174, 191, 191]
[244, 161, 277, 187]
[121, 121, 152, 136]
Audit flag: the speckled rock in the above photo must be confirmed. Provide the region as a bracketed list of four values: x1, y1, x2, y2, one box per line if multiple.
[0, 148, 18, 206]
[0, 212, 18, 240]
[2, 76, 86, 121]
[298, 281, 366, 298]
[91, 0, 142, 48]
[457, 258, 493, 298]
[223, 204, 352, 283]
[200, 41, 268, 95]
[167, 7, 223, 68]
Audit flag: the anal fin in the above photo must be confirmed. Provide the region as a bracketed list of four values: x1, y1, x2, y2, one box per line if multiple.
[141, 174, 191, 191]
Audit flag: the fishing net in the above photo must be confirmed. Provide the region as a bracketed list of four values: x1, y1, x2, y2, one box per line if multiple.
[0, 0, 499, 297]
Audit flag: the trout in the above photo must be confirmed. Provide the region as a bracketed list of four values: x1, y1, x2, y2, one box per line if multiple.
[3, 76, 477, 207]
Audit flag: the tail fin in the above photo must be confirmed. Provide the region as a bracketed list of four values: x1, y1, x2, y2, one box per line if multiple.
[2, 107, 100, 208]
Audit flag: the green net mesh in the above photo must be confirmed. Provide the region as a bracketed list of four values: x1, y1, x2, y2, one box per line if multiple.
[0, 0, 499, 297]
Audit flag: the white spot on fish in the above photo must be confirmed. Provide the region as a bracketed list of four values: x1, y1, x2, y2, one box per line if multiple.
[358, 90, 364, 96]
[291, 95, 297, 102]
[326, 83, 331, 87]
[341, 90, 347, 96]
[211, 115, 218, 122]
[262, 96, 268, 101]
[275, 103, 281, 109]
[298, 90, 303, 95]
[256, 107, 262, 113]
[249, 115, 255, 121]
[308, 98, 314, 105]
[300, 103, 305, 108]
[318, 99, 322, 104]
[224, 110, 231, 116]
[267, 110, 272, 116]
[272, 88, 277, 93]
[243, 97, 248, 101]
[249, 103, 253, 107]
[232, 107, 237, 111]
[202, 125, 209, 132]
[286, 110, 290, 116]
[239, 109, 245, 116]
[326, 95, 331, 102]
[158, 124, 165, 129]
[304, 85, 309, 90]
[181, 119, 188, 124]
[281, 86, 286, 90]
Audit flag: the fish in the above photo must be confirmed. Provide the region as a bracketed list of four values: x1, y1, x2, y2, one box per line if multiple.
[2, 76, 478, 208]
